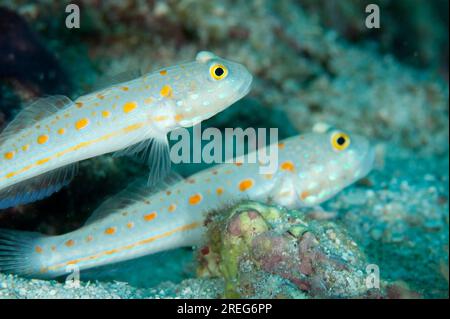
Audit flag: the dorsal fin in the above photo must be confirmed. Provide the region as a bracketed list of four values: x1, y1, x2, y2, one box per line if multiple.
[0, 163, 78, 210]
[113, 134, 171, 186]
[83, 172, 183, 226]
[0, 95, 73, 146]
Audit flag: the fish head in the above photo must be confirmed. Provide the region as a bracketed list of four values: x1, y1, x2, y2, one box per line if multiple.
[291, 130, 375, 207]
[171, 51, 252, 127]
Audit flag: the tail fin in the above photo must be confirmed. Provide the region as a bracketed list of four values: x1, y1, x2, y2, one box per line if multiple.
[0, 228, 44, 276]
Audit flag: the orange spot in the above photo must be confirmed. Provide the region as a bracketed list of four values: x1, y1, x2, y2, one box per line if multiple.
[216, 187, 224, 195]
[97, 93, 105, 99]
[86, 235, 93, 242]
[153, 115, 168, 122]
[278, 142, 285, 149]
[300, 191, 310, 200]
[121, 86, 129, 91]
[168, 204, 176, 212]
[102, 110, 111, 118]
[123, 123, 142, 133]
[174, 114, 183, 121]
[160, 85, 173, 98]
[159, 70, 167, 75]
[4, 151, 15, 160]
[239, 179, 254, 192]
[105, 249, 118, 255]
[57, 128, 66, 135]
[75, 102, 83, 108]
[235, 162, 243, 167]
[65, 239, 75, 247]
[75, 118, 89, 130]
[105, 227, 116, 235]
[280, 161, 295, 172]
[188, 194, 202, 205]
[37, 158, 50, 165]
[123, 101, 137, 113]
[22, 144, 30, 151]
[127, 222, 134, 229]
[37, 135, 49, 144]
[35, 246, 43, 253]
[144, 212, 157, 221]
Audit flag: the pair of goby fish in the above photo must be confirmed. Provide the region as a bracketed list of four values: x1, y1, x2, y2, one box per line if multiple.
[0, 52, 375, 278]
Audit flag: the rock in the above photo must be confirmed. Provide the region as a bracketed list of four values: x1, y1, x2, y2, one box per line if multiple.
[197, 201, 396, 298]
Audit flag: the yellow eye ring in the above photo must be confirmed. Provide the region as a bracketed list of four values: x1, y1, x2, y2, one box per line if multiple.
[331, 132, 351, 151]
[210, 64, 228, 80]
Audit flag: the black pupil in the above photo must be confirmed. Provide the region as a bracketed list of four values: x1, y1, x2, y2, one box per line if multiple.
[215, 67, 224, 77]
[337, 136, 346, 145]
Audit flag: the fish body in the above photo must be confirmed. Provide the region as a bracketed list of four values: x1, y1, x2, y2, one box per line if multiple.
[0, 51, 252, 209]
[0, 130, 374, 278]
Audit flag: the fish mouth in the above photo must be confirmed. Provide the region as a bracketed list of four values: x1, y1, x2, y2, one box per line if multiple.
[236, 73, 253, 99]
[360, 144, 375, 178]
[199, 72, 252, 123]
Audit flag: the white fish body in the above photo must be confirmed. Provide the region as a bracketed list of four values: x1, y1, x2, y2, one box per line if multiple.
[0, 130, 374, 278]
[0, 51, 253, 209]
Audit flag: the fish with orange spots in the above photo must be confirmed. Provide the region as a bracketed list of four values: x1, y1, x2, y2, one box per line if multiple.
[0, 51, 253, 209]
[0, 130, 374, 278]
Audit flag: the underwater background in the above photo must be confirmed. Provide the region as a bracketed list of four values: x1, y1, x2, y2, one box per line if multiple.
[0, 0, 448, 298]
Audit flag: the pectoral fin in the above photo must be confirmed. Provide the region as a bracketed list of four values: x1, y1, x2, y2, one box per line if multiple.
[113, 134, 171, 186]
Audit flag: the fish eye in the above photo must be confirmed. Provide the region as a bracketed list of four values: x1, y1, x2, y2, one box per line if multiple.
[331, 132, 351, 151]
[210, 63, 228, 80]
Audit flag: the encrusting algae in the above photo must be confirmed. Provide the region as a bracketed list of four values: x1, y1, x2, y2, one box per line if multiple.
[197, 201, 422, 299]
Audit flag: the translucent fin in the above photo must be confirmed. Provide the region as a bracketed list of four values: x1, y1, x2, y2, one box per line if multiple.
[0, 95, 73, 146]
[92, 69, 142, 92]
[0, 163, 78, 210]
[84, 172, 183, 226]
[0, 228, 44, 276]
[113, 135, 171, 187]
